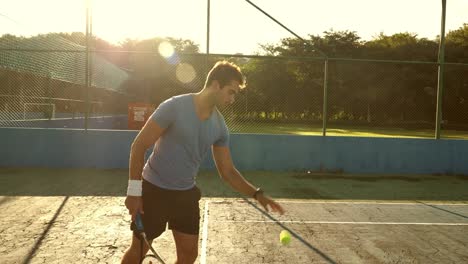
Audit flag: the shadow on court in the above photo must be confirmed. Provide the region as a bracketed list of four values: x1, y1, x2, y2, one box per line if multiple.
[245, 198, 338, 264]
[0, 168, 467, 201]
[419, 201, 468, 219]
[21, 196, 69, 264]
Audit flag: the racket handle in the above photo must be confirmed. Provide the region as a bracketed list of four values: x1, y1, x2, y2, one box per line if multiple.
[135, 212, 144, 231]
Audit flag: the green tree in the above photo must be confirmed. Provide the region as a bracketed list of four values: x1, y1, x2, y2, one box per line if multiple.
[443, 24, 468, 126]
[123, 37, 201, 104]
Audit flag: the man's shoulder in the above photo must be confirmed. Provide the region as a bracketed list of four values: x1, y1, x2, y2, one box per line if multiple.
[172, 93, 193, 101]
[160, 93, 192, 107]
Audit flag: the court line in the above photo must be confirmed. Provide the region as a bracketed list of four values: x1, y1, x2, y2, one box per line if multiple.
[244, 199, 338, 263]
[200, 201, 209, 264]
[208, 198, 468, 206]
[276, 200, 468, 206]
[213, 220, 468, 226]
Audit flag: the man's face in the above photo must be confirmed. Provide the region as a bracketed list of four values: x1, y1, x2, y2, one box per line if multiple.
[216, 80, 241, 109]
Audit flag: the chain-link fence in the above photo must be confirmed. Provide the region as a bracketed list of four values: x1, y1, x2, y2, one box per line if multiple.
[327, 60, 439, 132]
[1, 0, 467, 138]
[222, 57, 324, 135]
[1, 45, 468, 138]
[0, 42, 129, 129]
[222, 57, 468, 138]
[441, 63, 468, 138]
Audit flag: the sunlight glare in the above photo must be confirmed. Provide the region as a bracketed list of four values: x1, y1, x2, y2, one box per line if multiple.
[176, 63, 196, 84]
[158, 41, 175, 58]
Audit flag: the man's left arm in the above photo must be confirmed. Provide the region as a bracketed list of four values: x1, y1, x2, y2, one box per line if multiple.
[212, 145, 285, 214]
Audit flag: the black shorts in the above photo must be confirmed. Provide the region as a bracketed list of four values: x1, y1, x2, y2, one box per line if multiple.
[131, 179, 202, 240]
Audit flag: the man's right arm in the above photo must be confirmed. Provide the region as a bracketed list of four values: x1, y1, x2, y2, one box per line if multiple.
[126, 119, 165, 219]
[129, 119, 165, 181]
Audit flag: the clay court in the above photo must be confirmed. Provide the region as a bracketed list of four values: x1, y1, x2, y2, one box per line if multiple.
[1, 169, 467, 263]
[2, 1, 468, 263]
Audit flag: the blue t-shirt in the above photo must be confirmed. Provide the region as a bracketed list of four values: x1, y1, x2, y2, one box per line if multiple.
[142, 93, 229, 190]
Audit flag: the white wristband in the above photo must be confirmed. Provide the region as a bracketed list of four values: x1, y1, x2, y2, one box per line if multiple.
[127, 180, 142, 196]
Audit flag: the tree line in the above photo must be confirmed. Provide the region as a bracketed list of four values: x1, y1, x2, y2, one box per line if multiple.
[0, 24, 467, 128]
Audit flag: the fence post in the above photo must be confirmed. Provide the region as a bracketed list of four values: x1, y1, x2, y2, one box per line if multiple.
[205, 0, 211, 76]
[322, 59, 329, 136]
[435, 0, 447, 139]
[84, 1, 90, 130]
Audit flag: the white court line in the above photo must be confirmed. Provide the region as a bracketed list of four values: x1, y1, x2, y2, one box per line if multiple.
[213, 220, 468, 226]
[207, 198, 468, 206]
[200, 201, 209, 264]
[275, 200, 468, 206]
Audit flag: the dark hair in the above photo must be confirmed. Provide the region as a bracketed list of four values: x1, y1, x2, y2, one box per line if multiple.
[205, 61, 246, 89]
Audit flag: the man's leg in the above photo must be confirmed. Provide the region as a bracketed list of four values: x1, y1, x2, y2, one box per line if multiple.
[173, 229, 199, 264]
[122, 180, 168, 263]
[121, 233, 151, 264]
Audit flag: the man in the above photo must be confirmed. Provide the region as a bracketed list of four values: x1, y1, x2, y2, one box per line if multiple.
[122, 61, 285, 264]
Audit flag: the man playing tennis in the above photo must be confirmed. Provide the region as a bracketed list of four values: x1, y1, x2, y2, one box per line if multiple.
[121, 61, 285, 264]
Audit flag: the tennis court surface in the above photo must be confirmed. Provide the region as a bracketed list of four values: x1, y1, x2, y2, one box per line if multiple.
[0, 169, 467, 263]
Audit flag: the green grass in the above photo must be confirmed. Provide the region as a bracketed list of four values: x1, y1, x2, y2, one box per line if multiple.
[1, 168, 467, 201]
[228, 122, 468, 139]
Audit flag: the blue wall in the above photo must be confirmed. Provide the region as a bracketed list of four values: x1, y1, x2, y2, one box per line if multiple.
[1, 128, 467, 174]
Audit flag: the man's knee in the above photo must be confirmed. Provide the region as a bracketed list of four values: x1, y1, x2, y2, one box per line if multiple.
[121, 234, 150, 264]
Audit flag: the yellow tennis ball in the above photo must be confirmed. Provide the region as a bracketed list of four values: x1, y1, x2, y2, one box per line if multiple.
[280, 230, 291, 245]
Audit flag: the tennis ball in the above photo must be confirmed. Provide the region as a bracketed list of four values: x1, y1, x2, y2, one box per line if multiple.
[280, 230, 291, 245]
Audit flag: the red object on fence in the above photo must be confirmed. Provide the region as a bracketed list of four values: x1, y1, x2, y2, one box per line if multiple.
[127, 103, 155, 130]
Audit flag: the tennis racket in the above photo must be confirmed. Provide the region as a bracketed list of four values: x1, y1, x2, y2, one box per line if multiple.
[135, 213, 166, 264]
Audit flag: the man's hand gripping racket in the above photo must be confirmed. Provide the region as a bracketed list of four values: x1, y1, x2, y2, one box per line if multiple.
[135, 213, 166, 264]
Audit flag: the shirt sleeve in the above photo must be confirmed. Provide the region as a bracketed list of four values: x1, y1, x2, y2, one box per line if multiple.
[150, 97, 175, 129]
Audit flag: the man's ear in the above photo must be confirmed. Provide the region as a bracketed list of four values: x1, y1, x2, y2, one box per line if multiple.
[212, 80, 221, 90]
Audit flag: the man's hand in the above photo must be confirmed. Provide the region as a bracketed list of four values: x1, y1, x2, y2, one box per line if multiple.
[125, 196, 144, 221]
[256, 194, 285, 215]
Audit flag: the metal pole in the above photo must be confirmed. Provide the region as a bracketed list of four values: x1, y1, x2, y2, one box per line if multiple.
[47, 73, 52, 120]
[206, 0, 211, 77]
[322, 59, 329, 136]
[244, 0, 326, 58]
[435, 0, 446, 139]
[206, 0, 210, 55]
[89, 4, 93, 119]
[244, 0, 329, 135]
[85, 1, 90, 130]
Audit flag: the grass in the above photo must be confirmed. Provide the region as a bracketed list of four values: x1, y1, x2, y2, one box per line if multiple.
[228, 122, 468, 139]
[0, 168, 467, 201]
